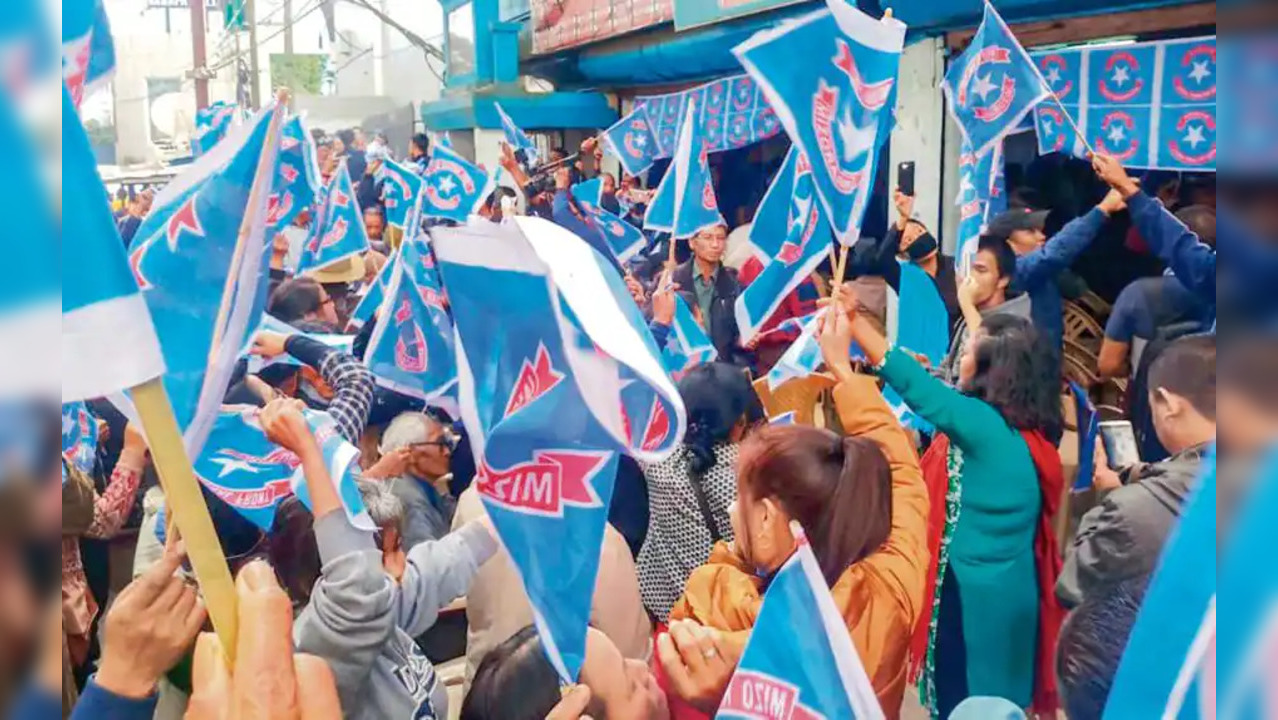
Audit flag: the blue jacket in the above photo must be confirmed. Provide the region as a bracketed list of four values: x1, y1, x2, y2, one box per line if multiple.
[13, 681, 158, 720]
[1128, 191, 1278, 327]
[1010, 207, 1106, 360]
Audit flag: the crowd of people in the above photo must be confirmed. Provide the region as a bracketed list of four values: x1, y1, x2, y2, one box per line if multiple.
[4, 113, 1275, 720]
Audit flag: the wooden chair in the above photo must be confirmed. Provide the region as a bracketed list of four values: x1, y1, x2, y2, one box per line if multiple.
[752, 373, 837, 427]
[1064, 301, 1106, 348]
[1076, 290, 1112, 321]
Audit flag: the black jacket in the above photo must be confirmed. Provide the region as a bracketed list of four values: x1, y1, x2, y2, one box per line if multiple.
[671, 260, 746, 366]
[851, 227, 961, 332]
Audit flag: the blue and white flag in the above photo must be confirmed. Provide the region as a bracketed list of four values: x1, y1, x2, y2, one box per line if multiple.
[125, 105, 283, 456]
[662, 294, 718, 381]
[885, 261, 949, 433]
[63, 0, 115, 108]
[365, 248, 457, 402]
[421, 143, 496, 223]
[718, 526, 883, 719]
[572, 178, 647, 264]
[377, 156, 424, 228]
[62, 85, 166, 402]
[735, 150, 832, 343]
[494, 102, 539, 166]
[1068, 381, 1099, 491]
[0, 0, 57, 101]
[955, 138, 1006, 270]
[1105, 453, 1216, 720]
[734, 2, 904, 245]
[632, 74, 783, 158]
[297, 161, 369, 276]
[433, 216, 685, 681]
[603, 107, 660, 177]
[430, 131, 453, 150]
[193, 101, 239, 157]
[644, 99, 724, 238]
[194, 406, 370, 531]
[747, 146, 801, 263]
[769, 412, 797, 426]
[61, 402, 99, 475]
[1032, 37, 1217, 172]
[942, 2, 1049, 159]
[765, 311, 825, 391]
[1216, 449, 1278, 719]
[246, 315, 355, 372]
[268, 114, 324, 232]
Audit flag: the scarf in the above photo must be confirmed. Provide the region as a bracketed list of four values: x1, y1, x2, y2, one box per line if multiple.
[907, 431, 1065, 716]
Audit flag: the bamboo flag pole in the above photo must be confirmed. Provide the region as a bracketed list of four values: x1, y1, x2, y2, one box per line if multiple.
[135, 91, 290, 667]
[131, 380, 240, 663]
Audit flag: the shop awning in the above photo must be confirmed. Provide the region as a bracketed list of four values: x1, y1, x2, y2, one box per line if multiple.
[885, 0, 1198, 36]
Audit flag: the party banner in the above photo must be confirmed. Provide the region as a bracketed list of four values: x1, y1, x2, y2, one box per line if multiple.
[1032, 36, 1216, 172]
[674, 0, 805, 31]
[632, 73, 783, 160]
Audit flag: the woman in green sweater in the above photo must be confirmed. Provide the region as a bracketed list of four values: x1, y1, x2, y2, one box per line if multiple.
[831, 284, 1064, 719]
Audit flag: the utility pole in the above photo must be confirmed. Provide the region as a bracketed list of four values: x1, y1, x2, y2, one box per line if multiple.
[247, 0, 262, 109]
[283, 0, 294, 55]
[188, 0, 209, 110]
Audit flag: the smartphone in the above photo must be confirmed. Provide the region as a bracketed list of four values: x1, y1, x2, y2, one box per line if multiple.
[897, 161, 916, 197]
[1098, 421, 1140, 469]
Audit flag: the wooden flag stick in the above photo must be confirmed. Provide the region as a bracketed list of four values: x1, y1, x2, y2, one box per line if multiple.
[1047, 90, 1096, 157]
[131, 378, 239, 665]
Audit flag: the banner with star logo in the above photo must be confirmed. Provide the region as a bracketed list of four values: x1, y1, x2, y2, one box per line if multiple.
[1032, 36, 1216, 172]
[297, 160, 370, 276]
[628, 73, 783, 162]
[942, 1, 1050, 160]
[421, 143, 496, 223]
[193, 406, 370, 531]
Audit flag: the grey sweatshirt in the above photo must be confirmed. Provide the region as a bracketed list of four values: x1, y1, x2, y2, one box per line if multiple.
[936, 292, 1033, 384]
[294, 511, 498, 720]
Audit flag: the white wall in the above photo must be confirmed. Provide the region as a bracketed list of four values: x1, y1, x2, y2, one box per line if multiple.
[889, 37, 947, 242]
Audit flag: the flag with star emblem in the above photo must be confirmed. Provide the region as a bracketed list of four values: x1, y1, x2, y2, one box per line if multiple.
[193, 406, 371, 531]
[662, 293, 717, 381]
[718, 525, 882, 720]
[268, 114, 324, 232]
[942, 1, 1049, 160]
[60, 84, 166, 402]
[747, 145, 801, 263]
[245, 315, 355, 373]
[365, 246, 457, 402]
[297, 161, 370, 276]
[433, 215, 685, 682]
[124, 104, 284, 457]
[192, 101, 240, 157]
[571, 178, 647, 264]
[348, 245, 398, 331]
[63, 0, 114, 109]
[376, 156, 424, 228]
[421, 143, 496, 223]
[1104, 453, 1217, 720]
[494, 102, 540, 167]
[61, 402, 99, 476]
[1031, 37, 1216, 171]
[734, 1, 905, 245]
[954, 137, 1006, 270]
[603, 107, 660, 176]
[735, 149, 832, 344]
[644, 98, 724, 238]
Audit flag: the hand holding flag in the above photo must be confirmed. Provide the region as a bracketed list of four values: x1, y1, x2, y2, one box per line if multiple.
[495, 102, 540, 167]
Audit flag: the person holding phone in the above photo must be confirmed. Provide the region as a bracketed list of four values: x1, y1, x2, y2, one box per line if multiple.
[850, 166, 960, 331]
[1058, 335, 1216, 609]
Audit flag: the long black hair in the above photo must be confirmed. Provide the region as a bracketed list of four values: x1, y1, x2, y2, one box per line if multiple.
[965, 313, 1064, 443]
[461, 626, 562, 720]
[677, 362, 763, 472]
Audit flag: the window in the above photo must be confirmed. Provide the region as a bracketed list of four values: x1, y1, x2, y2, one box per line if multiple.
[447, 4, 476, 81]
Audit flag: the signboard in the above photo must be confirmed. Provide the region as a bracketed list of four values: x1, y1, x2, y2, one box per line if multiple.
[530, 0, 673, 55]
[673, 0, 807, 31]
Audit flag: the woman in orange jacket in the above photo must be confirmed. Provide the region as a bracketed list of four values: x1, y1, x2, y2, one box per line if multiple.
[666, 304, 930, 718]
